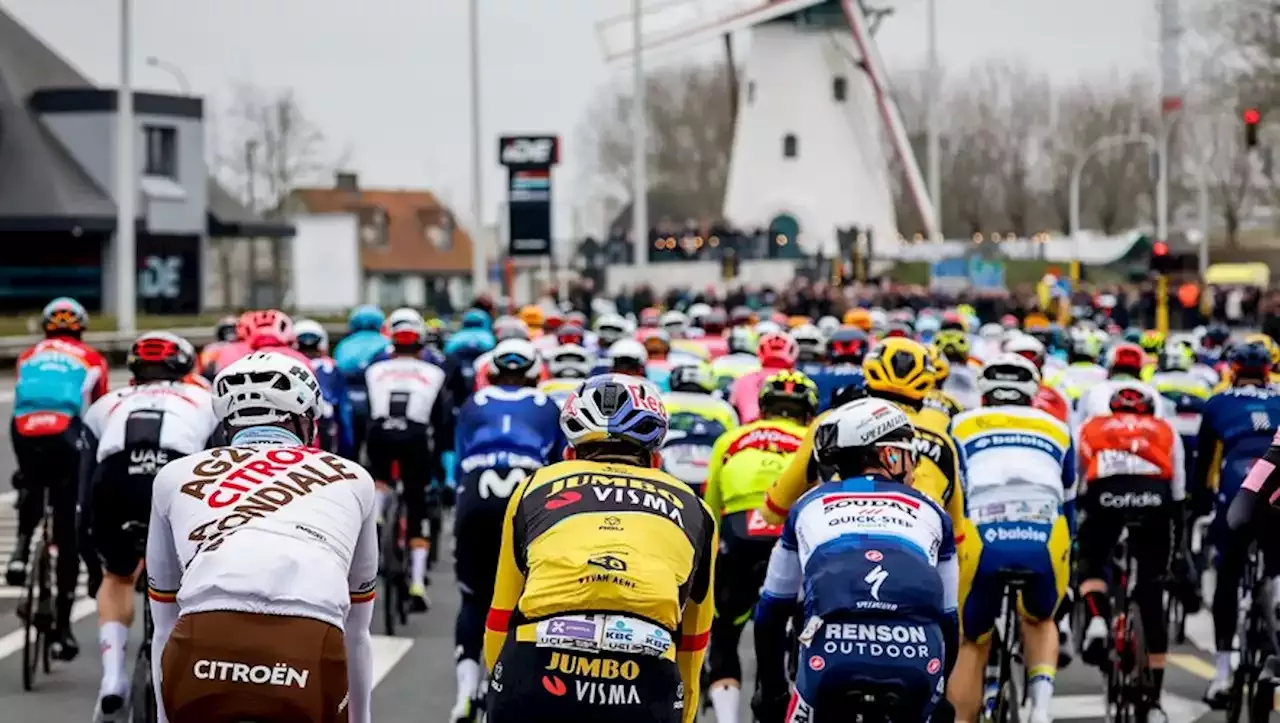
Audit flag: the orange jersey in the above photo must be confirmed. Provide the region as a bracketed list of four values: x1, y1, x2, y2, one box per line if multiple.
[1077, 414, 1182, 486]
[1033, 385, 1070, 423]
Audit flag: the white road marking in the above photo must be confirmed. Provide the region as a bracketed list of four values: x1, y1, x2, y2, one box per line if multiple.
[0, 597, 97, 660]
[370, 635, 415, 688]
[1042, 692, 1206, 721]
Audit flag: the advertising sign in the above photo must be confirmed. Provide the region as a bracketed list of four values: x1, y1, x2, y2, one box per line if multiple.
[136, 234, 201, 314]
[499, 135, 559, 257]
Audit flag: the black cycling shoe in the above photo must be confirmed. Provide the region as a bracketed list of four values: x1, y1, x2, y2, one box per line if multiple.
[49, 629, 79, 661]
[5, 536, 30, 587]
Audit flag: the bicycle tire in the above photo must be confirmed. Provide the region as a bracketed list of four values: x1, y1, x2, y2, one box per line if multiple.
[130, 650, 156, 723]
[379, 495, 401, 636]
[37, 537, 53, 675]
[20, 541, 43, 691]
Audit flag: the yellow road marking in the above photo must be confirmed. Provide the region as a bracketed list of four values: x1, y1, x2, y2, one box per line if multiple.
[1167, 653, 1215, 680]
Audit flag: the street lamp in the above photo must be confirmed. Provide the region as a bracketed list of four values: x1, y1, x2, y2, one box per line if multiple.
[1068, 131, 1166, 282]
[144, 55, 191, 94]
[116, 0, 136, 333]
[631, 0, 648, 268]
[468, 0, 486, 296]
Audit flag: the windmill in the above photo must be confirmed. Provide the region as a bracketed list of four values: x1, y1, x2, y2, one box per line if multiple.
[597, 0, 939, 258]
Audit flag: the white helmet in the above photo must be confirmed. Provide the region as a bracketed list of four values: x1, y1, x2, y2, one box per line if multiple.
[978, 353, 1041, 402]
[791, 323, 826, 355]
[560, 373, 669, 452]
[978, 323, 1004, 340]
[548, 343, 593, 379]
[213, 351, 322, 429]
[813, 397, 916, 468]
[608, 338, 649, 368]
[594, 313, 630, 345]
[1003, 333, 1046, 368]
[660, 310, 689, 338]
[687, 303, 712, 321]
[490, 338, 542, 380]
[294, 319, 329, 352]
[387, 307, 426, 344]
[817, 315, 841, 337]
[754, 320, 782, 336]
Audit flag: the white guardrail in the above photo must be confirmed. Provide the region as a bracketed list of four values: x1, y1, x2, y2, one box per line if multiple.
[0, 324, 349, 362]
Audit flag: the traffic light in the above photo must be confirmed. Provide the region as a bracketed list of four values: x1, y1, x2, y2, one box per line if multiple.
[1151, 240, 1175, 273]
[1245, 107, 1261, 149]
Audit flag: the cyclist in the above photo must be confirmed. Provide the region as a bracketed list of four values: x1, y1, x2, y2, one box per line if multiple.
[791, 324, 826, 368]
[364, 310, 452, 612]
[539, 343, 594, 407]
[333, 305, 389, 461]
[8, 297, 109, 661]
[475, 319, 550, 390]
[935, 328, 981, 410]
[444, 308, 497, 407]
[703, 370, 815, 723]
[201, 312, 251, 379]
[948, 354, 1074, 723]
[517, 305, 546, 337]
[923, 347, 964, 418]
[295, 320, 344, 453]
[1004, 334, 1070, 423]
[81, 332, 219, 721]
[660, 364, 739, 495]
[711, 327, 761, 395]
[197, 315, 239, 380]
[661, 310, 690, 339]
[1193, 342, 1280, 706]
[808, 327, 868, 411]
[1075, 382, 1184, 720]
[146, 351, 377, 723]
[451, 338, 563, 722]
[730, 331, 799, 423]
[1072, 341, 1163, 426]
[752, 398, 957, 723]
[603, 338, 650, 378]
[1149, 341, 1213, 483]
[594, 312, 632, 349]
[1045, 329, 1107, 407]
[483, 375, 717, 723]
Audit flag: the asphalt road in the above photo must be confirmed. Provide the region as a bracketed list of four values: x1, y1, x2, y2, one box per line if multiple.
[0, 371, 1243, 722]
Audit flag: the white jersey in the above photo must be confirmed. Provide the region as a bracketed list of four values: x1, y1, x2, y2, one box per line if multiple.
[83, 382, 219, 463]
[1189, 363, 1221, 388]
[365, 356, 446, 425]
[1073, 379, 1173, 429]
[942, 364, 981, 412]
[146, 443, 379, 630]
[1051, 363, 1108, 400]
[950, 405, 1075, 511]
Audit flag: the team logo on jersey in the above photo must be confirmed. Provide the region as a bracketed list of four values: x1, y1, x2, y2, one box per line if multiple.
[864, 565, 889, 600]
[587, 554, 627, 572]
[725, 426, 803, 458]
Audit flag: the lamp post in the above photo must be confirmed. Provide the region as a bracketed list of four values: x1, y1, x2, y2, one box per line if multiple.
[631, 0, 648, 268]
[144, 55, 191, 94]
[1068, 132, 1162, 282]
[468, 0, 487, 296]
[116, 0, 136, 333]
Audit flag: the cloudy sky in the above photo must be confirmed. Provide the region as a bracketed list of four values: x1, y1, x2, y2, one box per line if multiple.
[3, 0, 1162, 234]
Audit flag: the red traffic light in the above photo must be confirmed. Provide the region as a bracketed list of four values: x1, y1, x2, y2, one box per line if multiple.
[1153, 241, 1169, 256]
[1244, 108, 1262, 125]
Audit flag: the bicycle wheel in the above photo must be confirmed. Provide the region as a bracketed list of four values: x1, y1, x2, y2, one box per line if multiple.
[1121, 599, 1151, 723]
[130, 650, 156, 723]
[1227, 608, 1266, 723]
[20, 541, 43, 691]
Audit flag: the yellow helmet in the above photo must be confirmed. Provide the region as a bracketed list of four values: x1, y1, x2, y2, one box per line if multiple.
[1139, 330, 1166, 354]
[843, 308, 872, 331]
[928, 345, 951, 383]
[787, 315, 811, 329]
[518, 305, 545, 330]
[862, 338, 936, 401]
[1244, 333, 1280, 367]
[934, 329, 970, 360]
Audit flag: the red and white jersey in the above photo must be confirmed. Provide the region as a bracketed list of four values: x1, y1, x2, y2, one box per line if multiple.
[83, 381, 218, 462]
[1077, 413, 1186, 500]
[16, 336, 109, 411]
[146, 443, 379, 629]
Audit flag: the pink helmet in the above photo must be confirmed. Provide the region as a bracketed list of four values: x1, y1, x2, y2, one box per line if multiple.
[757, 331, 799, 368]
[245, 309, 295, 349]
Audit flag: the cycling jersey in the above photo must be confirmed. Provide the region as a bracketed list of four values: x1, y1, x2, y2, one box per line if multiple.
[709, 354, 760, 395]
[146, 440, 378, 723]
[923, 389, 962, 419]
[365, 356, 448, 428]
[950, 405, 1074, 637]
[1148, 370, 1210, 459]
[197, 341, 231, 379]
[537, 378, 581, 408]
[1034, 384, 1070, 422]
[942, 364, 981, 412]
[333, 329, 391, 458]
[210, 341, 253, 374]
[473, 354, 553, 391]
[659, 392, 738, 492]
[1073, 378, 1171, 427]
[704, 418, 805, 521]
[484, 459, 717, 723]
[251, 342, 312, 367]
[729, 363, 795, 423]
[1046, 361, 1107, 402]
[807, 363, 867, 411]
[13, 336, 109, 434]
[1194, 386, 1280, 511]
[1077, 413, 1185, 498]
[306, 355, 345, 452]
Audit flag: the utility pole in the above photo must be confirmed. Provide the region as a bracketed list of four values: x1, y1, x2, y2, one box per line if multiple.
[115, 0, 136, 332]
[245, 140, 258, 309]
[631, 0, 649, 268]
[1156, 0, 1182, 335]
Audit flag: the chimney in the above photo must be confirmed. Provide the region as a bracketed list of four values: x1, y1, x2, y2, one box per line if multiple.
[334, 171, 359, 192]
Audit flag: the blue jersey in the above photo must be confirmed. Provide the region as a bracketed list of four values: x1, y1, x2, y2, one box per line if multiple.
[306, 355, 344, 415]
[333, 330, 390, 382]
[1199, 386, 1280, 501]
[445, 328, 496, 358]
[14, 339, 103, 421]
[454, 386, 565, 481]
[763, 476, 958, 623]
[806, 363, 867, 411]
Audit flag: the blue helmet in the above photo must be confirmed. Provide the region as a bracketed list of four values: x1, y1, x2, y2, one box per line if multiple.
[559, 374, 669, 453]
[462, 308, 492, 330]
[1227, 342, 1272, 374]
[348, 305, 385, 333]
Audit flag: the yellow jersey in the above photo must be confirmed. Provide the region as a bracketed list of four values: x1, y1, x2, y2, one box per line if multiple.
[704, 417, 807, 520]
[761, 400, 964, 534]
[923, 389, 962, 419]
[484, 460, 717, 723]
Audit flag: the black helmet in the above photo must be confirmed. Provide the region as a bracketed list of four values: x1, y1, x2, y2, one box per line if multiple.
[759, 370, 819, 422]
[214, 315, 238, 343]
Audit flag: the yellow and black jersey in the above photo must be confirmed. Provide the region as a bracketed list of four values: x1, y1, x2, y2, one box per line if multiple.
[484, 459, 718, 716]
[923, 389, 963, 419]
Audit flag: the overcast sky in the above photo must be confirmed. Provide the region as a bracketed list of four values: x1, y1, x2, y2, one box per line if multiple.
[3, 0, 1162, 234]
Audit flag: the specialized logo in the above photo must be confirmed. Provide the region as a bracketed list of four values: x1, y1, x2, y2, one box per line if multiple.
[544, 652, 640, 680]
[192, 659, 309, 688]
[982, 526, 1048, 543]
[864, 565, 889, 600]
[541, 675, 568, 696]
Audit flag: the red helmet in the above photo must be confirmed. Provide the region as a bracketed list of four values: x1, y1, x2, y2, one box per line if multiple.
[128, 331, 195, 382]
[1105, 342, 1146, 375]
[556, 324, 586, 347]
[543, 313, 566, 334]
[1109, 385, 1157, 415]
[235, 311, 255, 341]
[245, 309, 295, 349]
[757, 331, 799, 368]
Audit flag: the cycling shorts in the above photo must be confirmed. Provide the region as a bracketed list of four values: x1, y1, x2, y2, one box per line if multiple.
[454, 464, 531, 599]
[715, 510, 781, 625]
[364, 419, 430, 485]
[160, 611, 348, 723]
[790, 616, 945, 722]
[487, 640, 683, 723]
[1077, 475, 1174, 583]
[10, 415, 82, 488]
[956, 507, 1070, 640]
[90, 448, 181, 577]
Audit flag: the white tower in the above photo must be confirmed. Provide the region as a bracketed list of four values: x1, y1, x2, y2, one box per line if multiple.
[599, 0, 938, 256]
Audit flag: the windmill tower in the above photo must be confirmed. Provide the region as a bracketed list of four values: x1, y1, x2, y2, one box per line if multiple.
[598, 0, 938, 257]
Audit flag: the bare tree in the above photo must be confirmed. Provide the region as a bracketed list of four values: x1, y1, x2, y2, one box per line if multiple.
[580, 62, 736, 228]
[984, 64, 1053, 236]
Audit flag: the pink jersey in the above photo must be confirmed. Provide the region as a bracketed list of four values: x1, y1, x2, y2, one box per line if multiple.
[250, 343, 313, 367]
[212, 341, 254, 373]
[729, 363, 791, 423]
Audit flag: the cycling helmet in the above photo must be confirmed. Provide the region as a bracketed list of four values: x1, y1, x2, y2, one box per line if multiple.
[660, 310, 689, 338]
[668, 363, 715, 394]
[235, 311, 255, 341]
[928, 346, 951, 383]
[728, 326, 758, 355]
[639, 328, 672, 358]
[977, 353, 1041, 403]
[1201, 324, 1231, 350]
[791, 324, 826, 361]
[214, 315, 239, 343]
[128, 331, 195, 383]
[699, 308, 728, 336]
[387, 308, 427, 347]
[915, 316, 941, 344]
[1105, 342, 1146, 377]
[294, 319, 329, 353]
[1122, 327, 1144, 344]
[934, 329, 970, 361]
[786, 315, 810, 330]
[422, 326, 444, 350]
[490, 338, 542, 381]
[813, 397, 917, 483]
[829, 379, 870, 409]
[1244, 333, 1280, 369]
[556, 324, 587, 347]
[543, 312, 565, 334]
[594, 313, 630, 346]
[1070, 329, 1102, 360]
[518, 305, 546, 330]
[1004, 334, 1047, 369]
[245, 309, 295, 349]
[978, 323, 1004, 340]
[939, 310, 968, 333]
[548, 344, 592, 379]
[1228, 342, 1272, 378]
[638, 307, 661, 328]
[759, 369, 819, 422]
[213, 351, 322, 429]
[1139, 330, 1165, 355]
[757, 331, 799, 368]
[729, 306, 756, 328]
[494, 316, 531, 341]
[560, 374, 668, 453]
[816, 315, 841, 337]
[1109, 383, 1158, 416]
[862, 338, 935, 401]
[566, 311, 589, 328]
[461, 308, 492, 330]
[41, 297, 87, 336]
[348, 305, 385, 333]
[687, 303, 712, 323]
[1158, 340, 1195, 372]
[607, 339, 649, 376]
[754, 320, 783, 337]
[999, 314, 1019, 330]
[828, 328, 870, 363]
[883, 322, 912, 339]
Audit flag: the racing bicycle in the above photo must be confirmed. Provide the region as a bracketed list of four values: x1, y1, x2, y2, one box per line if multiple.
[980, 571, 1033, 723]
[19, 485, 55, 691]
[1101, 522, 1166, 723]
[379, 461, 412, 636]
[126, 521, 158, 723]
[1225, 544, 1274, 723]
